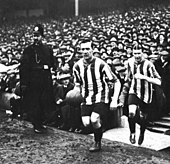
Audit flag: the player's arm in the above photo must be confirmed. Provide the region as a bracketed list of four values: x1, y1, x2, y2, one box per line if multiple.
[103, 63, 121, 110]
[73, 63, 82, 91]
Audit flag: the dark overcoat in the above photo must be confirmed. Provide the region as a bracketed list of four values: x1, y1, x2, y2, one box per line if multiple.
[154, 58, 170, 114]
[19, 43, 56, 127]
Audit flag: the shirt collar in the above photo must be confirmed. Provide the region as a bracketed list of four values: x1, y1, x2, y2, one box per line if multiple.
[83, 56, 95, 66]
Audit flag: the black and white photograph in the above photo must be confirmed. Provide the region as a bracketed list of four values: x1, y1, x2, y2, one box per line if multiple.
[0, 0, 170, 163]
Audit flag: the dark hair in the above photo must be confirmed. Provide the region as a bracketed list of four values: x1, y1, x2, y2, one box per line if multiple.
[133, 43, 143, 51]
[55, 55, 65, 67]
[80, 39, 95, 49]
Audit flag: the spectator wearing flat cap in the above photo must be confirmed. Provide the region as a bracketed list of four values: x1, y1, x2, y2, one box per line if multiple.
[19, 24, 56, 134]
[53, 73, 73, 130]
[55, 55, 65, 77]
[54, 73, 83, 133]
[156, 34, 168, 48]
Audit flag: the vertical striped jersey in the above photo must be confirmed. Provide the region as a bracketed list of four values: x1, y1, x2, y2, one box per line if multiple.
[126, 57, 161, 104]
[73, 57, 118, 105]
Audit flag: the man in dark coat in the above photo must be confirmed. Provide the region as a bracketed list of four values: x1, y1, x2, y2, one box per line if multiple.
[53, 73, 74, 130]
[19, 24, 56, 133]
[53, 73, 83, 133]
[154, 50, 170, 114]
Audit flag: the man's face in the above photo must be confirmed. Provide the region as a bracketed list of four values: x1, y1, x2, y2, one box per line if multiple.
[161, 51, 169, 61]
[33, 33, 42, 44]
[118, 43, 123, 50]
[106, 46, 112, 51]
[61, 79, 70, 86]
[150, 46, 156, 52]
[80, 41, 93, 61]
[133, 49, 143, 63]
[106, 58, 112, 65]
[157, 46, 163, 52]
[153, 31, 158, 37]
[57, 58, 63, 68]
[127, 47, 132, 54]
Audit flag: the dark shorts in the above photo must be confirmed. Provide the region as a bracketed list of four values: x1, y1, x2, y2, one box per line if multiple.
[128, 94, 149, 113]
[81, 102, 109, 118]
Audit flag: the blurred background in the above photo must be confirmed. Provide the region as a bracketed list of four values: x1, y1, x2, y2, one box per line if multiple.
[0, 0, 169, 20]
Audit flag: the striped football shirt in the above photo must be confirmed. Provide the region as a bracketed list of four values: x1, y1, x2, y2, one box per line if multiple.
[126, 57, 161, 104]
[73, 57, 118, 105]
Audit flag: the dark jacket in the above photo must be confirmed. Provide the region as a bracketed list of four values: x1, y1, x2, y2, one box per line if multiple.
[20, 43, 54, 87]
[53, 82, 74, 105]
[19, 42, 56, 126]
[154, 58, 170, 113]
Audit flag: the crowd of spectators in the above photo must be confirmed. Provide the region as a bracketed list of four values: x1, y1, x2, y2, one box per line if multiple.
[0, 3, 170, 133]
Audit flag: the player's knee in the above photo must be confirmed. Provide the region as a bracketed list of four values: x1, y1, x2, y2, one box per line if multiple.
[128, 105, 137, 118]
[82, 116, 90, 127]
[129, 112, 135, 118]
[91, 112, 101, 128]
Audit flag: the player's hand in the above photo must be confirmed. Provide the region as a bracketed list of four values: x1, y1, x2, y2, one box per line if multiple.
[134, 73, 146, 80]
[117, 102, 124, 108]
[56, 99, 63, 104]
[110, 100, 118, 111]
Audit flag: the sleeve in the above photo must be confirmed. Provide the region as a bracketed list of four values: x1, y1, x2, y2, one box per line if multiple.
[149, 62, 161, 80]
[73, 62, 82, 86]
[19, 48, 30, 86]
[49, 47, 55, 69]
[102, 62, 118, 83]
[53, 85, 65, 101]
[118, 62, 132, 104]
